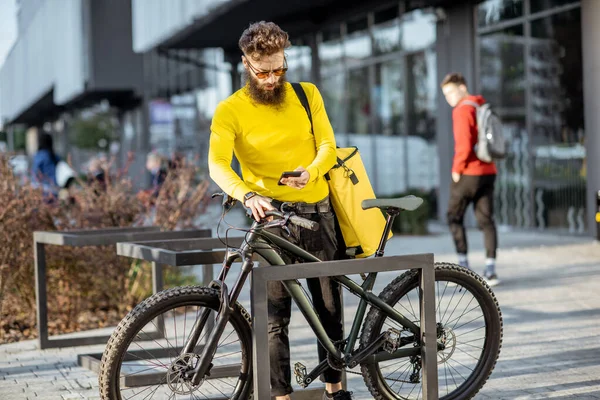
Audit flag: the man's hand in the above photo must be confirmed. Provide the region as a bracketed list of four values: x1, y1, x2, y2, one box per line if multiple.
[280, 166, 310, 189]
[452, 172, 461, 183]
[244, 195, 275, 221]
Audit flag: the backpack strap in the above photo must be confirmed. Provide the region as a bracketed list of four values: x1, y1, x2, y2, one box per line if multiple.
[291, 83, 314, 135]
[291, 82, 344, 168]
[461, 100, 480, 108]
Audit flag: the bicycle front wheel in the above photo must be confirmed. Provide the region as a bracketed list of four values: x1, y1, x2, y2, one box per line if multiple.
[99, 286, 253, 400]
[360, 263, 503, 400]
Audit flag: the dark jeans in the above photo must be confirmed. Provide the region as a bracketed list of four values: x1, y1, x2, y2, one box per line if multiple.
[447, 174, 498, 259]
[267, 198, 344, 397]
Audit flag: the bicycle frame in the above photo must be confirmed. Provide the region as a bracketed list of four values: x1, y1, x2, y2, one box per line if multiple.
[187, 208, 423, 386]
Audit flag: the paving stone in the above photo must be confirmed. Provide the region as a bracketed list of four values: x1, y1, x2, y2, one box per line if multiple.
[0, 228, 598, 399]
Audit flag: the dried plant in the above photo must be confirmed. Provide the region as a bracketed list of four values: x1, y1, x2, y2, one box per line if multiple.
[0, 153, 210, 343]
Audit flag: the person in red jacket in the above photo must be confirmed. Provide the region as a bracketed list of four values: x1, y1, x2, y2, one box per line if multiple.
[441, 73, 499, 286]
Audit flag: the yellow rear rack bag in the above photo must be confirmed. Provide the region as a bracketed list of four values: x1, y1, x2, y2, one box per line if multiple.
[326, 146, 391, 257]
[291, 82, 392, 258]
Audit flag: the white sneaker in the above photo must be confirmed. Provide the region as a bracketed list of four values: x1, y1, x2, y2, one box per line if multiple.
[483, 273, 500, 287]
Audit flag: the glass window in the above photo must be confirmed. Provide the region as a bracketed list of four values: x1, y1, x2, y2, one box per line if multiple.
[344, 17, 371, 65]
[373, 16, 401, 55]
[347, 67, 370, 134]
[321, 74, 346, 135]
[373, 60, 404, 136]
[530, 9, 584, 147]
[406, 50, 437, 142]
[319, 25, 344, 73]
[374, 4, 398, 24]
[479, 25, 526, 111]
[529, 9, 585, 231]
[319, 25, 346, 134]
[373, 6, 401, 55]
[477, 0, 523, 28]
[530, 0, 579, 14]
[479, 25, 530, 228]
[285, 44, 312, 83]
[400, 9, 437, 51]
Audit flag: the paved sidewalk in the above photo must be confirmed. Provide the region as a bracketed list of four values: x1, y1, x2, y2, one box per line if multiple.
[1, 222, 599, 399]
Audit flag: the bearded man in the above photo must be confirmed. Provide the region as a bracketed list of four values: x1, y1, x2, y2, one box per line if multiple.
[208, 20, 352, 400]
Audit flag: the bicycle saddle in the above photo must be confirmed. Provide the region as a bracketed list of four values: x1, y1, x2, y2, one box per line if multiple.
[361, 195, 424, 211]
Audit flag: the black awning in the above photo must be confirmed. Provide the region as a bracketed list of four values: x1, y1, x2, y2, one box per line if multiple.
[9, 89, 140, 126]
[159, 0, 461, 52]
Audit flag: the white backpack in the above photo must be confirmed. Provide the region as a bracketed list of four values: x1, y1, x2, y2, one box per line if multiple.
[463, 101, 507, 163]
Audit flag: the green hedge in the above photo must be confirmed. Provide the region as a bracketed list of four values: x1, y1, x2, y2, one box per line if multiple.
[383, 189, 436, 235]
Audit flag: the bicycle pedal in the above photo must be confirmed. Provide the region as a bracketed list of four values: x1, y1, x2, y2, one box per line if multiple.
[383, 327, 402, 353]
[293, 362, 308, 387]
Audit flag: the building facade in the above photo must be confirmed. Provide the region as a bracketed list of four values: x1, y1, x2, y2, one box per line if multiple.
[2, 0, 599, 236]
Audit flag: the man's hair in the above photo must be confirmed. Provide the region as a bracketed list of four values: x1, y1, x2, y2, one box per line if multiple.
[441, 73, 468, 88]
[238, 21, 291, 60]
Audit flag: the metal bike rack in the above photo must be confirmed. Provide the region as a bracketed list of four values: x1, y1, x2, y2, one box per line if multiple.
[33, 227, 211, 349]
[77, 236, 245, 383]
[251, 253, 439, 400]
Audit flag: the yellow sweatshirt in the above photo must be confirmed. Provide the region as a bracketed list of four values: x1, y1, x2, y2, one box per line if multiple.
[208, 82, 337, 203]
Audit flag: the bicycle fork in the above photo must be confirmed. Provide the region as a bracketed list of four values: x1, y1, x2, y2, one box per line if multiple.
[185, 254, 254, 386]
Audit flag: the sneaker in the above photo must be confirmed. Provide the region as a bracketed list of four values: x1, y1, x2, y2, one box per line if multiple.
[458, 260, 471, 270]
[483, 272, 500, 287]
[323, 390, 354, 400]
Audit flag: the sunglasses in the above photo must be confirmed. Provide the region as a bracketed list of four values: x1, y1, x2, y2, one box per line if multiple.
[245, 57, 288, 79]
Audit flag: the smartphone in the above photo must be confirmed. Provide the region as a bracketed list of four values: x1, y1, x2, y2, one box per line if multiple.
[277, 170, 302, 185]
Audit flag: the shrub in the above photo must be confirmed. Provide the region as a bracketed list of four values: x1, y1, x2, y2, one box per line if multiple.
[387, 188, 435, 235]
[0, 153, 210, 343]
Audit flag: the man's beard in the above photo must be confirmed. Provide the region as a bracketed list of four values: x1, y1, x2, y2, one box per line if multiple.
[245, 70, 287, 107]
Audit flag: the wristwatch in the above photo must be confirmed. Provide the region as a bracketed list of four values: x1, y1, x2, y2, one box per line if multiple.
[244, 191, 257, 203]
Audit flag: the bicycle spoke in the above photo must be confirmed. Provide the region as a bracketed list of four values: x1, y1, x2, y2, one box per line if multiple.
[458, 333, 486, 345]
[455, 338, 485, 352]
[212, 377, 237, 388]
[388, 361, 412, 392]
[174, 309, 178, 354]
[204, 377, 231, 399]
[445, 358, 469, 383]
[383, 359, 411, 382]
[212, 350, 242, 360]
[218, 338, 241, 348]
[453, 346, 482, 363]
[123, 373, 167, 399]
[217, 329, 236, 347]
[135, 329, 178, 361]
[122, 365, 165, 377]
[436, 280, 450, 322]
[405, 290, 418, 321]
[126, 344, 170, 370]
[439, 282, 461, 324]
[445, 299, 478, 328]
[146, 318, 181, 359]
[453, 314, 485, 332]
[440, 286, 469, 326]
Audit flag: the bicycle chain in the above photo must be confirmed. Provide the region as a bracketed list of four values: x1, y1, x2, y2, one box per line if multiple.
[341, 367, 414, 384]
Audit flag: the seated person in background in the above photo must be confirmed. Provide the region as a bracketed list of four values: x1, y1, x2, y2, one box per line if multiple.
[137, 152, 168, 205]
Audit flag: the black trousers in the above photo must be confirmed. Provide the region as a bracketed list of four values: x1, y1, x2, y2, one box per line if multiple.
[447, 174, 498, 259]
[267, 199, 344, 397]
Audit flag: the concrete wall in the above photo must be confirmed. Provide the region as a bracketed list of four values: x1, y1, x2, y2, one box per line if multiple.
[131, 0, 232, 53]
[0, 0, 86, 122]
[582, 0, 600, 236]
[435, 3, 477, 224]
[88, 0, 143, 92]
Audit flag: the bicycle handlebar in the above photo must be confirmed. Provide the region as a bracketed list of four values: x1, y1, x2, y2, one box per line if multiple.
[264, 209, 320, 231]
[212, 192, 320, 232]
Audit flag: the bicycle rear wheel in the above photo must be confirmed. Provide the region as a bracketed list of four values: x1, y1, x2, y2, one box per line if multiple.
[360, 263, 503, 400]
[99, 286, 253, 400]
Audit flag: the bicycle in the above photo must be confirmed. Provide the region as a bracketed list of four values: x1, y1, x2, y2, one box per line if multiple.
[99, 194, 503, 399]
